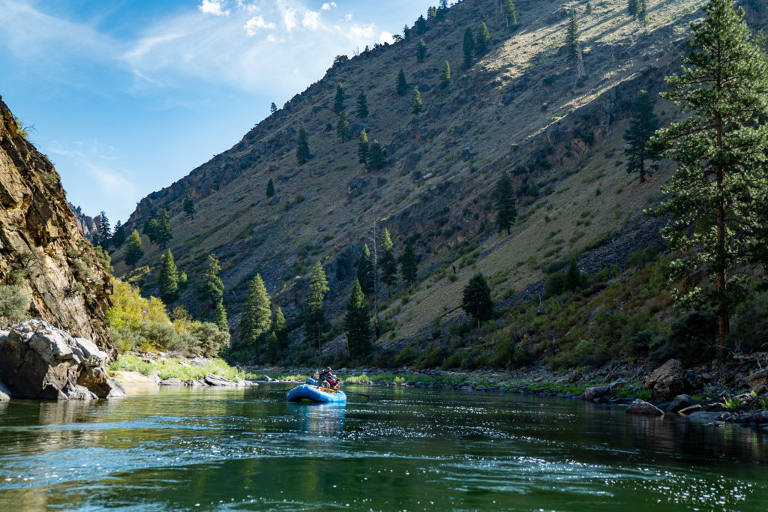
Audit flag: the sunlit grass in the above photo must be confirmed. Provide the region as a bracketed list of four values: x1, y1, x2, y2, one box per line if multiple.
[109, 354, 245, 382]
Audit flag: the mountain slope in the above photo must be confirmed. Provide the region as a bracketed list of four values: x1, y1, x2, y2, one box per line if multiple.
[0, 97, 112, 347]
[113, 0, 751, 351]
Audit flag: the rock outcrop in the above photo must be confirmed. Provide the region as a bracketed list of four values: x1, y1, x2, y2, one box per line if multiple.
[0, 97, 112, 348]
[745, 369, 768, 395]
[0, 320, 123, 400]
[645, 359, 687, 401]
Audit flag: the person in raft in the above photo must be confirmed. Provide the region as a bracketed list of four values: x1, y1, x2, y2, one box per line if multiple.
[318, 367, 341, 390]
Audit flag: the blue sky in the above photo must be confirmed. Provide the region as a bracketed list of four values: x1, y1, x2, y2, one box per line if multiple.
[0, 0, 437, 223]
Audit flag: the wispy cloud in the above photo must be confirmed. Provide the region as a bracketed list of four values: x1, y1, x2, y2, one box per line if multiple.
[199, 0, 230, 17]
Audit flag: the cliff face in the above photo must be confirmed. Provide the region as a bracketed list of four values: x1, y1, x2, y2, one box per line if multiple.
[0, 97, 112, 348]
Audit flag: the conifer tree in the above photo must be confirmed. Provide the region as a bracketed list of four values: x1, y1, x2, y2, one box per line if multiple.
[441, 60, 451, 88]
[125, 229, 144, 267]
[563, 261, 584, 291]
[112, 221, 127, 249]
[368, 140, 386, 170]
[397, 68, 408, 96]
[412, 86, 424, 114]
[178, 271, 188, 290]
[358, 129, 369, 165]
[586, 1, 593, 15]
[651, 0, 768, 350]
[463, 27, 475, 68]
[214, 301, 228, 331]
[566, 12, 584, 76]
[427, 6, 437, 20]
[624, 90, 660, 182]
[357, 244, 375, 295]
[494, 172, 517, 234]
[239, 274, 272, 349]
[334, 82, 345, 114]
[336, 111, 350, 141]
[273, 306, 288, 350]
[356, 91, 369, 118]
[628, 0, 639, 17]
[98, 211, 112, 248]
[266, 178, 275, 198]
[462, 273, 494, 328]
[296, 124, 311, 165]
[204, 254, 227, 329]
[159, 249, 179, 302]
[403, 25, 411, 40]
[155, 209, 173, 248]
[305, 261, 329, 352]
[417, 40, 427, 63]
[637, 0, 647, 25]
[345, 280, 372, 359]
[476, 22, 490, 55]
[416, 15, 427, 34]
[400, 240, 418, 285]
[270, 102, 278, 114]
[183, 189, 195, 219]
[503, 0, 518, 28]
[379, 228, 398, 297]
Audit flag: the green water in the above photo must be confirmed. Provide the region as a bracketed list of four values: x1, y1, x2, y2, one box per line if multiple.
[1, 385, 767, 511]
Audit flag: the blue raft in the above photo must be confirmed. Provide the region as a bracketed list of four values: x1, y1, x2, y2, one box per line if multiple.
[287, 382, 347, 404]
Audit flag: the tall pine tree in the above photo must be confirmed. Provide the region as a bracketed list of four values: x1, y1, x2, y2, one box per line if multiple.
[624, 90, 660, 182]
[463, 27, 475, 68]
[336, 111, 350, 141]
[356, 91, 369, 118]
[400, 240, 418, 285]
[155, 209, 173, 248]
[503, 0, 518, 29]
[441, 60, 451, 88]
[412, 86, 424, 114]
[112, 221, 127, 248]
[494, 172, 517, 234]
[566, 12, 584, 77]
[357, 244, 375, 295]
[368, 140, 386, 170]
[204, 254, 227, 330]
[345, 280, 372, 359]
[417, 40, 427, 63]
[476, 22, 490, 55]
[159, 249, 179, 302]
[183, 189, 195, 219]
[379, 228, 398, 297]
[273, 306, 288, 351]
[239, 274, 272, 350]
[305, 262, 329, 352]
[97, 211, 111, 249]
[334, 82, 345, 114]
[651, 0, 768, 351]
[462, 273, 494, 328]
[397, 68, 408, 96]
[358, 129, 370, 165]
[125, 229, 144, 267]
[296, 124, 311, 165]
[266, 178, 275, 197]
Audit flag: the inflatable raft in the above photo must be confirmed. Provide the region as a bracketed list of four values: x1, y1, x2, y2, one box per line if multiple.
[287, 382, 347, 404]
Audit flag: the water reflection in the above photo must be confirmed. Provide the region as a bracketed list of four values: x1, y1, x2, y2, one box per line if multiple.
[290, 403, 346, 436]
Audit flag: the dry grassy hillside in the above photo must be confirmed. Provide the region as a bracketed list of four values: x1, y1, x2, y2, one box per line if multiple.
[113, 0, 718, 346]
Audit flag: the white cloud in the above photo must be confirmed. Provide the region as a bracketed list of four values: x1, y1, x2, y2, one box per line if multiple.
[244, 15, 276, 35]
[302, 10, 321, 30]
[199, 0, 230, 16]
[321, 2, 337, 10]
[282, 7, 297, 31]
[344, 13, 353, 21]
[379, 31, 394, 44]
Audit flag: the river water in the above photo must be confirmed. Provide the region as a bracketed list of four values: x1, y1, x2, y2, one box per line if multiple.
[0, 384, 767, 511]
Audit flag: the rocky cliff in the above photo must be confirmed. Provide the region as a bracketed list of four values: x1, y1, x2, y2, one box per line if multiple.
[0, 97, 112, 348]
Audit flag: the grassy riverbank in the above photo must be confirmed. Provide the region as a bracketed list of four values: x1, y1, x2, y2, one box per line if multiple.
[109, 354, 246, 382]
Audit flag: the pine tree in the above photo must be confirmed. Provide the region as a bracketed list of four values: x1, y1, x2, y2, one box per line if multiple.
[628, 0, 639, 17]
[296, 124, 311, 165]
[503, 0, 518, 28]
[334, 82, 345, 114]
[651, 0, 768, 351]
[125, 229, 144, 267]
[159, 249, 179, 302]
[400, 240, 418, 285]
[336, 111, 350, 141]
[178, 271, 188, 290]
[476, 22, 490, 55]
[463, 27, 475, 68]
[428, 6, 437, 20]
[494, 172, 517, 234]
[358, 129, 369, 165]
[305, 262, 329, 352]
[183, 189, 195, 219]
[416, 15, 427, 34]
[441, 60, 451, 88]
[624, 90, 660, 182]
[586, 1, 593, 15]
[155, 209, 173, 248]
[412, 86, 424, 114]
[345, 280, 372, 359]
[239, 274, 272, 349]
[417, 39, 427, 63]
[273, 306, 288, 350]
[403, 25, 411, 41]
[357, 244, 375, 296]
[266, 178, 275, 198]
[397, 68, 408, 96]
[368, 140, 386, 170]
[112, 221, 127, 248]
[270, 102, 278, 114]
[144, 217, 159, 243]
[563, 261, 584, 291]
[462, 273, 494, 328]
[356, 91, 369, 118]
[566, 12, 584, 76]
[97, 211, 111, 248]
[637, 0, 647, 25]
[214, 301, 228, 331]
[204, 254, 226, 327]
[379, 228, 398, 297]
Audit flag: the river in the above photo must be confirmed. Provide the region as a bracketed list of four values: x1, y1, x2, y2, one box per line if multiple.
[0, 384, 767, 511]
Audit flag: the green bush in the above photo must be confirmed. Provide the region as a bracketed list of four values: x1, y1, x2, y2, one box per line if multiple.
[650, 311, 716, 365]
[442, 351, 464, 369]
[629, 330, 654, 356]
[0, 285, 30, 326]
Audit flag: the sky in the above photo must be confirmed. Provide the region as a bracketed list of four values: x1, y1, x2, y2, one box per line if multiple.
[0, 0, 437, 223]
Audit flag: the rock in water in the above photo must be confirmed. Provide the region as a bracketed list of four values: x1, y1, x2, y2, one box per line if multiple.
[0, 380, 11, 401]
[626, 399, 664, 416]
[668, 394, 695, 414]
[645, 359, 687, 401]
[0, 320, 120, 400]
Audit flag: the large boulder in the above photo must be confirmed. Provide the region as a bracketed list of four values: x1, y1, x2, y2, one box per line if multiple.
[645, 359, 687, 401]
[626, 399, 664, 416]
[0, 380, 11, 401]
[745, 369, 768, 395]
[0, 320, 119, 400]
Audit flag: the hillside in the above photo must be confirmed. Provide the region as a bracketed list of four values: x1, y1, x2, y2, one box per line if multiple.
[0, 97, 113, 347]
[111, 0, 765, 358]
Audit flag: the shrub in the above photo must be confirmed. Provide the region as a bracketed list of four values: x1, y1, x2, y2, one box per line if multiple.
[629, 330, 654, 356]
[650, 311, 716, 365]
[442, 351, 464, 369]
[0, 285, 30, 326]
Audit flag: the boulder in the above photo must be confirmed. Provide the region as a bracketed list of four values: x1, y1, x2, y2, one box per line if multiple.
[645, 359, 687, 401]
[678, 404, 702, 416]
[584, 385, 612, 401]
[745, 369, 768, 395]
[626, 399, 664, 416]
[204, 374, 235, 387]
[0, 380, 11, 402]
[159, 378, 185, 386]
[668, 394, 696, 414]
[0, 320, 116, 400]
